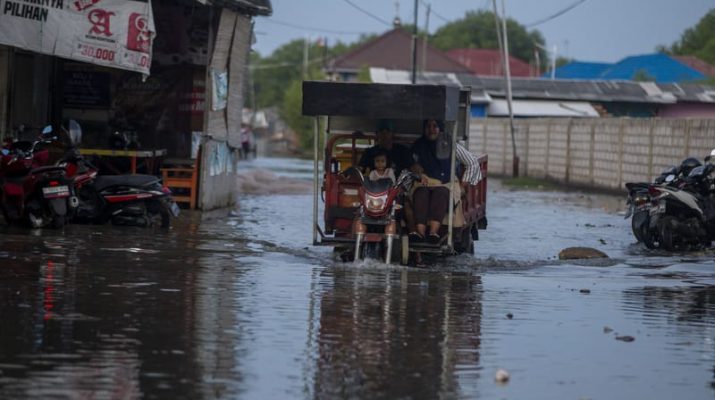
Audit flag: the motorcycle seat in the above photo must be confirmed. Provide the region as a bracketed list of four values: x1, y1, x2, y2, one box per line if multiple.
[31, 166, 66, 175]
[93, 174, 160, 191]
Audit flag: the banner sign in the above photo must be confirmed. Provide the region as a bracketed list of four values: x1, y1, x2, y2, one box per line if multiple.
[0, 0, 155, 75]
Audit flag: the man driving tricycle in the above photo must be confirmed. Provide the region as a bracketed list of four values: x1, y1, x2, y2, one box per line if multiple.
[302, 81, 488, 265]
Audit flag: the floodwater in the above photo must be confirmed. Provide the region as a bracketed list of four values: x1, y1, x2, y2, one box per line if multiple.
[0, 157, 713, 400]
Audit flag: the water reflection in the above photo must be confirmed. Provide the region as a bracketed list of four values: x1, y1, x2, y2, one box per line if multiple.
[0, 158, 714, 399]
[312, 268, 483, 399]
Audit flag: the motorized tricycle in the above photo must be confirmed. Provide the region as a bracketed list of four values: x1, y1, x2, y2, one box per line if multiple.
[302, 81, 488, 265]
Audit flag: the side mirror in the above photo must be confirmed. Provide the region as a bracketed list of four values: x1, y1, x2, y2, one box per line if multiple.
[68, 119, 82, 146]
[706, 149, 715, 163]
[41, 125, 53, 135]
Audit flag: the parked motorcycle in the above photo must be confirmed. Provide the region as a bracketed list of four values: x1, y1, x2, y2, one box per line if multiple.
[346, 168, 418, 263]
[625, 156, 706, 249]
[57, 121, 179, 228]
[0, 126, 77, 228]
[625, 165, 680, 248]
[648, 162, 715, 251]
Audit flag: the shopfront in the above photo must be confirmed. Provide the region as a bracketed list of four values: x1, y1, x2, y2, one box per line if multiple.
[0, 0, 272, 210]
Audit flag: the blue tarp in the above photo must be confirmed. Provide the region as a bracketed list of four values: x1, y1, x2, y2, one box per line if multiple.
[546, 62, 612, 79]
[549, 54, 706, 83]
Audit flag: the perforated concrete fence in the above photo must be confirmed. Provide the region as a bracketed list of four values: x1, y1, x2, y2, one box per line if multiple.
[468, 118, 715, 191]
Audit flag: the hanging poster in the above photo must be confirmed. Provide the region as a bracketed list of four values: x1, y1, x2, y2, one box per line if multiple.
[0, 0, 155, 75]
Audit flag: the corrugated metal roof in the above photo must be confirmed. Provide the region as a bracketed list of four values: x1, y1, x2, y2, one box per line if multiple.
[674, 56, 715, 79]
[600, 54, 704, 83]
[446, 49, 534, 77]
[552, 54, 706, 83]
[196, 0, 272, 16]
[547, 62, 612, 79]
[369, 67, 715, 104]
[330, 29, 472, 74]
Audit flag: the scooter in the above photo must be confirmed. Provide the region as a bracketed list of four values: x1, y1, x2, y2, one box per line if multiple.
[648, 163, 715, 251]
[0, 126, 77, 228]
[57, 121, 179, 228]
[347, 168, 418, 263]
[625, 165, 680, 248]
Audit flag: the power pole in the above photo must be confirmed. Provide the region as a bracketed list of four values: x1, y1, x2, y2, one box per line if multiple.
[493, 0, 518, 177]
[422, 3, 430, 72]
[411, 0, 418, 84]
[303, 35, 310, 80]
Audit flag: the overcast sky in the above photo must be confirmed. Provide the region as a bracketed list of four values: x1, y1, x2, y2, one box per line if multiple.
[252, 0, 713, 63]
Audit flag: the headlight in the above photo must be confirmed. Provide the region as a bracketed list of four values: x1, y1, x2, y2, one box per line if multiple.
[365, 193, 387, 212]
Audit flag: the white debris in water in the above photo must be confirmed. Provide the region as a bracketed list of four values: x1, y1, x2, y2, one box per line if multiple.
[495, 368, 510, 383]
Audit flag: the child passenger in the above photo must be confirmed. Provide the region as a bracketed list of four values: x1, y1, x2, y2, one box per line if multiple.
[368, 149, 396, 183]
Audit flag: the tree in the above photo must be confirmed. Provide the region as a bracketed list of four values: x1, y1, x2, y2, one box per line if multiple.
[429, 10, 547, 66]
[249, 34, 380, 151]
[667, 9, 715, 65]
[633, 69, 656, 82]
[555, 56, 573, 68]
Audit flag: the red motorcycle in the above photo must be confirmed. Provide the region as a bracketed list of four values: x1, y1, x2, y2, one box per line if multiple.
[57, 122, 179, 228]
[345, 167, 418, 263]
[0, 127, 76, 228]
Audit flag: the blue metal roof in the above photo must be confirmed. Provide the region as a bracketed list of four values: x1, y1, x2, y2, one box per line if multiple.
[546, 62, 612, 79]
[552, 54, 706, 83]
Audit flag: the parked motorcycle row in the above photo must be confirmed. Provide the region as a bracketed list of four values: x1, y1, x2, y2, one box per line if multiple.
[0, 121, 180, 229]
[625, 151, 715, 251]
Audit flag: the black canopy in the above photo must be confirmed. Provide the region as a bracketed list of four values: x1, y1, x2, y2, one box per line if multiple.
[302, 81, 460, 122]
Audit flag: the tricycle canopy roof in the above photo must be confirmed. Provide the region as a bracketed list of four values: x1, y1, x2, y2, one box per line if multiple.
[302, 81, 460, 121]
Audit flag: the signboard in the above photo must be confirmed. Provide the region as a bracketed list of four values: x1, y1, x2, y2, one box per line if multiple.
[0, 0, 155, 75]
[63, 70, 111, 108]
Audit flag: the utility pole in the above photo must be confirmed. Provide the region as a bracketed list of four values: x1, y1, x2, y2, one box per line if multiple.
[422, 3, 430, 72]
[411, 0, 418, 84]
[551, 44, 557, 80]
[303, 35, 310, 80]
[493, 0, 518, 177]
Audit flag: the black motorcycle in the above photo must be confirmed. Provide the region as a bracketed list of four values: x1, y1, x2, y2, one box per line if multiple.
[625, 165, 682, 248]
[647, 163, 715, 251]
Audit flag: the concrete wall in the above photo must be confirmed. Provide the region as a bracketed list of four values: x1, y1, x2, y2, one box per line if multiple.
[199, 139, 239, 210]
[200, 10, 251, 210]
[469, 117, 715, 190]
[659, 104, 715, 118]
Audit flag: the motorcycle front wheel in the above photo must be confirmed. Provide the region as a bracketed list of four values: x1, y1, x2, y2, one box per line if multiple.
[658, 216, 678, 251]
[147, 199, 171, 228]
[361, 242, 382, 260]
[630, 211, 646, 243]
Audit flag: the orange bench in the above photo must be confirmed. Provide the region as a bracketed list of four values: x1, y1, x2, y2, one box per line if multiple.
[161, 152, 200, 209]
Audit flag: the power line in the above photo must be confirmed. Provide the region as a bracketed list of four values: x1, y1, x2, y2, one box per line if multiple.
[526, 0, 588, 27]
[250, 58, 324, 70]
[419, 0, 448, 23]
[341, 0, 391, 26]
[262, 18, 367, 35]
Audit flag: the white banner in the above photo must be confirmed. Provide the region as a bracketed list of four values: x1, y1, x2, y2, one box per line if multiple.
[0, 0, 155, 75]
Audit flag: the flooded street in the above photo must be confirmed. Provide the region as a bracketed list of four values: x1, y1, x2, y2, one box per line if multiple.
[1, 157, 714, 399]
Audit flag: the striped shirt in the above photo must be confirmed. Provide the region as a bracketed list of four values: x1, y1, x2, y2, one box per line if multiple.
[456, 143, 482, 185]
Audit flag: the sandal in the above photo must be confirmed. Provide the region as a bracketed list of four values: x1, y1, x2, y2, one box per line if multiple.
[427, 233, 441, 244]
[408, 232, 423, 243]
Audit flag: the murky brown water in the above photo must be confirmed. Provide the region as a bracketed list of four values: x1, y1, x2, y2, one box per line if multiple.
[0, 157, 713, 399]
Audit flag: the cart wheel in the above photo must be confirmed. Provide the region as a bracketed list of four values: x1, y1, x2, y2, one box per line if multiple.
[401, 234, 410, 265]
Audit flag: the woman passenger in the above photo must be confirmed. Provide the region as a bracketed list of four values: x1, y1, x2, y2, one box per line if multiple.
[409, 119, 482, 244]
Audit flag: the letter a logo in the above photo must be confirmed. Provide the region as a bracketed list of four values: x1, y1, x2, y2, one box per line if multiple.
[88, 9, 115, 37]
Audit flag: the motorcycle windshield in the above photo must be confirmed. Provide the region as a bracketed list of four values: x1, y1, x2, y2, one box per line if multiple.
[363, 178, 393, 193]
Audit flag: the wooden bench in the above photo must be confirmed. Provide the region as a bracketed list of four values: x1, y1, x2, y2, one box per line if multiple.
[161, 153, 200, 209]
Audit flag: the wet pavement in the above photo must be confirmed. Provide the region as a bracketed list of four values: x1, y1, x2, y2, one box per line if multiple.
[0, 157, 714, 399]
